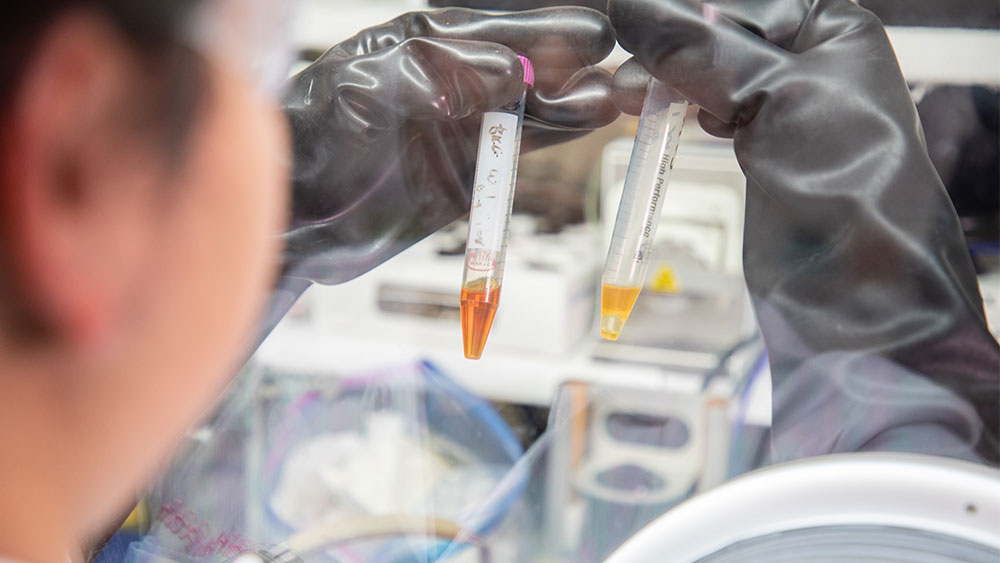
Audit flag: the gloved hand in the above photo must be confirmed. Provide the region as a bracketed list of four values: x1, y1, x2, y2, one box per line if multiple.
[281, 7, 619, 286]
[609, 0, 999, 462]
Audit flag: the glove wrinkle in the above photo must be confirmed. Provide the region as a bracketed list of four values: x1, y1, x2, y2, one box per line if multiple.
[279, 8, 620, 286]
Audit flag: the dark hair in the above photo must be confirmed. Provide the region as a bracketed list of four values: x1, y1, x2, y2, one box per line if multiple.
[1, 1, 205, 149]
[0, 0, 205, 342]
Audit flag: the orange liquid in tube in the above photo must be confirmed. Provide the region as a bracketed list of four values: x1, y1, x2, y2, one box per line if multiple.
[461, 283, 501, 360]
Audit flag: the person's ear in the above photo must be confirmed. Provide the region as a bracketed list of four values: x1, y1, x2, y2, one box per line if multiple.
[0, 12, 160, 352]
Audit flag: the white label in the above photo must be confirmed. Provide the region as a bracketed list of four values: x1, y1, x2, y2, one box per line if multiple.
[467, 111, 519, 253]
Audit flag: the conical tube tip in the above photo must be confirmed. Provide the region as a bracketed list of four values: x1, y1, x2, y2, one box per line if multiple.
[461, 289, 499, 360]
[601, 314, 626, 340]
[462, 326, 490, 360]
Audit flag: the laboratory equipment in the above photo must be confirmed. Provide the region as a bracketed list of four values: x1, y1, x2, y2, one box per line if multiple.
[251, 362, 525, 558]
[461, 55, 534, 360]
[601, 79, 689, 340]
[542, 377, 722, 562]
[606, 453, 1000, 562]
[125, 361, 525, 561]
[599, 135, 745, 276]
[221, 516, 488, 563]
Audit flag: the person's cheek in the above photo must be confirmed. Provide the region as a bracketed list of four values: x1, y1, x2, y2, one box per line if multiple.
[239, 96, 290, 329]
[258, 100, 291, 271]
[205, 84, 289, 374]
[145, 74, 287, 439]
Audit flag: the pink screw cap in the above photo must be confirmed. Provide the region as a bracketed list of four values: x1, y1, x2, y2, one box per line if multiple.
[518, 55, 535, 89]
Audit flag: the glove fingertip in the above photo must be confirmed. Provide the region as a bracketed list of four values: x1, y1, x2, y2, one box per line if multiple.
[607, 0, 645, 55]
[527, 66, 619, 130]
[611, 57, 651, 116]
[481, 44, 525, 109]
[410, 38, 523, 118]
[697, 108, 737, 138]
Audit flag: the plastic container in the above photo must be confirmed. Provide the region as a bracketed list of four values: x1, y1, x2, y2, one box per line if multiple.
[251, 360, 526, 561]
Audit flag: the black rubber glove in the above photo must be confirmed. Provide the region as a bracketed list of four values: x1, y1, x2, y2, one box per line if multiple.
[609, 0, 999, 463]
[282, 7, 618, 286]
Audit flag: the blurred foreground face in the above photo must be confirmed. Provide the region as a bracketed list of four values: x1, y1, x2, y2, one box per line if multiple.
[94, 49, 289, 510]
[0, 6, 288, 550]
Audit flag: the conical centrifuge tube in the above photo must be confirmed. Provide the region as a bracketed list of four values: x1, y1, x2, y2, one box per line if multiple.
[460, 56, 534, 359]
[601, 79, 688, 340]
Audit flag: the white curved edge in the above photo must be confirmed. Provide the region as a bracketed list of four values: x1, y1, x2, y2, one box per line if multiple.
[606, 453, 1000, 563]
[886, 27, 1000, 86]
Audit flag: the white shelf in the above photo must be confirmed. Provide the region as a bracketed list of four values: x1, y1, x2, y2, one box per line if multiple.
[255, 309, 771, 427]
[257, 319, 695, 407]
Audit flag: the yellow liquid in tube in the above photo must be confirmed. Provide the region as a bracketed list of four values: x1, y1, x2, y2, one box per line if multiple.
[600, 285, 641, 340]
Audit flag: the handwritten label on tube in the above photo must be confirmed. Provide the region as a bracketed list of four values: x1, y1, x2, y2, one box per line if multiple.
[467, 111, 519, 254]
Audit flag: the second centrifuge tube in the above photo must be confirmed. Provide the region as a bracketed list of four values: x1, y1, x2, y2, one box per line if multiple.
[601, 79, 688, 340]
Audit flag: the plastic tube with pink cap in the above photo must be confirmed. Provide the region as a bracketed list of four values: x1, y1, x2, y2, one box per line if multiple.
[459, 55, 534, 360]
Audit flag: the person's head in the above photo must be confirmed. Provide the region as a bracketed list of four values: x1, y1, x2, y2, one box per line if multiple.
[0, 1, 288, 555]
